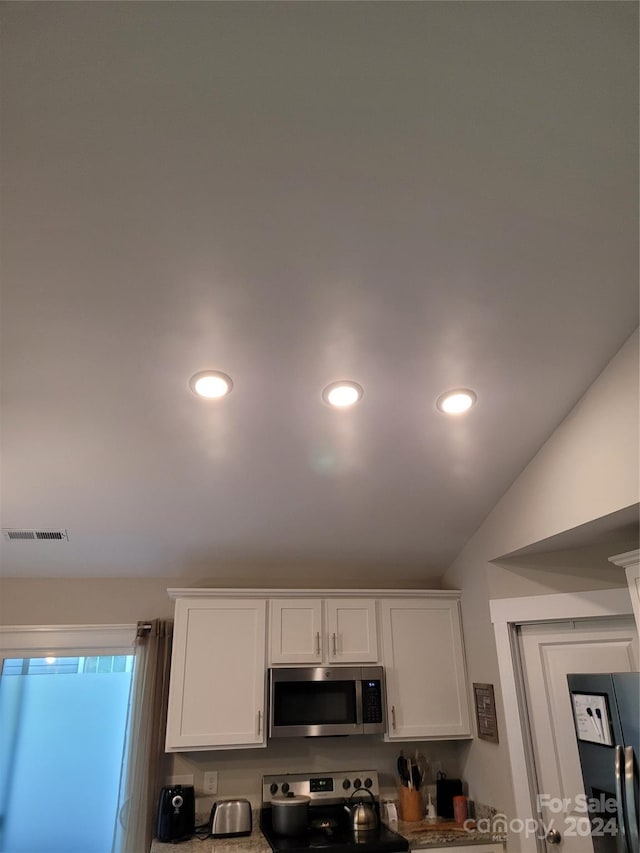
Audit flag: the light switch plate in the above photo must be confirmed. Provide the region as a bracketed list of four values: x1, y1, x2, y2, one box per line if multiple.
[204, 771, 218, 794]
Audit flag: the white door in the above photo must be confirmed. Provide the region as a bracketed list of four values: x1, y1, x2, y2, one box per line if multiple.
[625, 564, 640, 630]
[519, 616, 638, 853]
[326, 599, 379, 663]
[609, 551, 640, 635]
[165, 598, 267, 750]
[269, 599, 323, 664]
[381, 598, 471, 739]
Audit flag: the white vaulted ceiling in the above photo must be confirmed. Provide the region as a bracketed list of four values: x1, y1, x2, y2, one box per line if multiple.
[0, 2, 637, 582]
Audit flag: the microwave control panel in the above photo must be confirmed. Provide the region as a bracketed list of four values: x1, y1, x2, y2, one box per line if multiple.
[362, 679, 383, 724]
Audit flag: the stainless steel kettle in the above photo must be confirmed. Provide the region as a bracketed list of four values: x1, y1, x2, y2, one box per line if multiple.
[343, 788, 378, 832]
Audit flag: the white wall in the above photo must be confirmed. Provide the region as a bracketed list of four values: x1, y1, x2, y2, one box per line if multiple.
[0, 577, 177, 626]
[168, 737, 466, 817]
[444, 328, 639, 834]
[484, 328, 638, 591]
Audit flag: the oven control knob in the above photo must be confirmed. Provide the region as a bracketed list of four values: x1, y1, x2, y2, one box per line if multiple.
[281, 782, 290, 794]
[270, 783, 278, 796]
[354, 778, 362, 789]
[342, 779, 351, 790]
[364, 778, 373, 789]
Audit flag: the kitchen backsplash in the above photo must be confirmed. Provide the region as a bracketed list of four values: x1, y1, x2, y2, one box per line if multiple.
[164, 737, 468, 811]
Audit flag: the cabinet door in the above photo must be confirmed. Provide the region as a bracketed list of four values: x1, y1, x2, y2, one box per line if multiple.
[326, 598, 379, 663]
[269, 599, 323, 664]
[165, 598, 267, 750]
[381, 598, 471, 739]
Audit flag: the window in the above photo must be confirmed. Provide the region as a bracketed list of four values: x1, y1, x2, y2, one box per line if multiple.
[0, 626, 136, 853]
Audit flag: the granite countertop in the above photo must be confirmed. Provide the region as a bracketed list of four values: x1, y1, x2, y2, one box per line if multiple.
[151, 807, 507, 853]
[150, 824, 271, 853]
[396, 817, 507, 849]
[151, 821, 506, 852]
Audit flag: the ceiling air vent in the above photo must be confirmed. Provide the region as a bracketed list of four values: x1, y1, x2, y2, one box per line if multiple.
[3, 529, 69, 542]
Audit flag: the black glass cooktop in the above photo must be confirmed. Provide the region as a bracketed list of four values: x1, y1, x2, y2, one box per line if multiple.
[260, 805, 409, 853]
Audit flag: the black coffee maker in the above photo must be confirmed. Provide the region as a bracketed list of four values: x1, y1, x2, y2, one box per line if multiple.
[435, 772, 463, 820]
[157, 785, 195, 842]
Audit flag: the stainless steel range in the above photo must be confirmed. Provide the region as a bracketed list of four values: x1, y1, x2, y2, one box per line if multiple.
[260, 770, 408, 853]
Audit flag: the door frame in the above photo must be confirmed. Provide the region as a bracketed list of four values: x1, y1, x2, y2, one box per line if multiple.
[490, 588, 634, 853]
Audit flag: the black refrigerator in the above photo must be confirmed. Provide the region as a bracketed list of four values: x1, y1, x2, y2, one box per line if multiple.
[567, 673, 639, 853]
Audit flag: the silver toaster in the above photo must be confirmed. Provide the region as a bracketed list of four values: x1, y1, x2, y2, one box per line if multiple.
[209, 798, 252, 837]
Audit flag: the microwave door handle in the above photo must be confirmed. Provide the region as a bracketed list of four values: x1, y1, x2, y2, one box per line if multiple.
[355, 678, 363, 726]
[624, 746, 638, 853]
[615, 745, 629, 853]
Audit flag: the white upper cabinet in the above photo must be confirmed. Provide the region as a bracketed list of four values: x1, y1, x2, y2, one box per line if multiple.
[269, 598, 379, 665]
[165, 588, 471, 750]
[269, 599, 324, 664]
[381, 597, 471, 740]
[325, 599, 378, 663]
[165, 597, 267, 751]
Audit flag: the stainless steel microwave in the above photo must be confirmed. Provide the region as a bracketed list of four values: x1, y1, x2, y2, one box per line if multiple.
[268, 666, 386, 738]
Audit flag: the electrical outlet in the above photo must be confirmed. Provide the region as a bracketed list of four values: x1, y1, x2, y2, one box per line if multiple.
[203, 771, 218, 794]
[166, 774, 194, 787]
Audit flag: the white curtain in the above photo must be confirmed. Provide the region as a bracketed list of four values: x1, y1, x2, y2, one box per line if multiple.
[113, 619, 173, 853]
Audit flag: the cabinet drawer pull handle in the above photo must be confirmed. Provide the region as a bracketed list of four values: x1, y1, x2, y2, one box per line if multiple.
[257, 709, 262, 736]
[391, 705, 397, 730]
[316, 631, 321, 656]
[332, 632, 337, 656]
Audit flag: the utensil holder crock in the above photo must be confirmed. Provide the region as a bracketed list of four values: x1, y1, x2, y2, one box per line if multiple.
[398, 786, 422, 822]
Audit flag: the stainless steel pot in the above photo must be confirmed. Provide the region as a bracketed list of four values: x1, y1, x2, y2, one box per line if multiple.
[271, 793, 310, 836]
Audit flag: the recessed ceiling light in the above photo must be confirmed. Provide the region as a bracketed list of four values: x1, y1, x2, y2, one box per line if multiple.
[436, 388, 477, 415]
[189, 370, 233, 399]
[322, 380, 364, 408]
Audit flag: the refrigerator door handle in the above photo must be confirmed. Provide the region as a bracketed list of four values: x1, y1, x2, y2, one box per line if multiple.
[615, 745, 629, 853]
[624, 745, 638, 853]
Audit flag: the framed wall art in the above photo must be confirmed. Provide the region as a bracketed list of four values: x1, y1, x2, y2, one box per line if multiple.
[473, 682, 499, 743]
